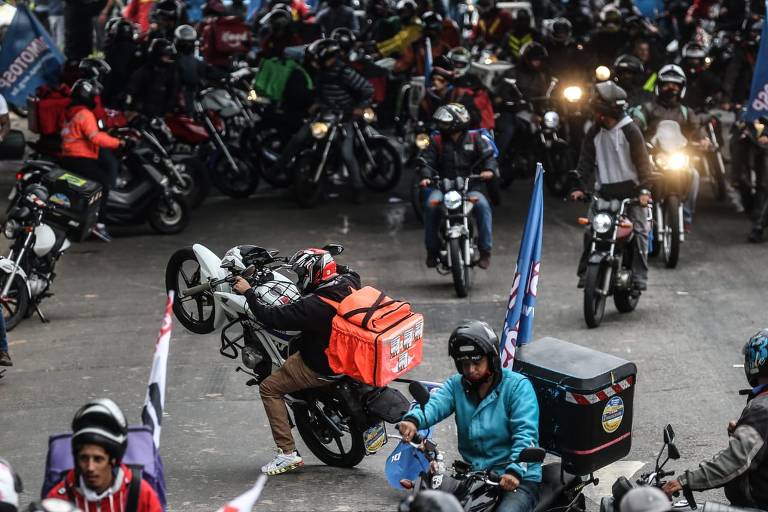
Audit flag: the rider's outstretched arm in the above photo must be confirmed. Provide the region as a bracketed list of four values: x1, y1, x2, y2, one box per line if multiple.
[401, 377, 458, 429]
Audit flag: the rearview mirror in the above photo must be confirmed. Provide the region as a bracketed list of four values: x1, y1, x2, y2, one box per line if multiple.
[408, 382, 431, 408]
[322, 243, 344, 256]
[668, 442, 681, 460]
[241, 265, 256, 278]
[663, 424, 675, 444]
[517, 447, 546, 464]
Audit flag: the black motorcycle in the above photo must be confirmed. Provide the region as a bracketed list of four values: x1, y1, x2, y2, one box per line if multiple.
[581, 195, 649, 328]
[293, 109, 402, 208]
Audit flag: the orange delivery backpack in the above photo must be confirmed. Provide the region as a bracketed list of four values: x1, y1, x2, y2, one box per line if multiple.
[320, 286, 424, 386]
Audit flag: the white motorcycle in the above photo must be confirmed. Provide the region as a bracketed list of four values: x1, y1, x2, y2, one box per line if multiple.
[164, 243, 410, 468]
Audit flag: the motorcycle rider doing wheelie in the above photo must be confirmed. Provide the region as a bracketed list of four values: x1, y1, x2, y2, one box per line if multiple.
[660, 329, 768, 510]
[419, 103, 497, 270]
[232, 248, 361, 476]
[570, 81, 652, 291]
[398, 320, 541, 512]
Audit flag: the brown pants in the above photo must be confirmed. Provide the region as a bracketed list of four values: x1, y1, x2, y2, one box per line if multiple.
[259, 352, 328, 452]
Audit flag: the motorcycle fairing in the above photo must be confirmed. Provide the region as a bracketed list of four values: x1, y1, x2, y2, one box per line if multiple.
[0, 257, 32, 297]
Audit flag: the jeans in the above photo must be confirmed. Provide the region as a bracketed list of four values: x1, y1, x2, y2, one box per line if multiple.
[0, 313, 7, 352]
[424, 189, 493, 255]
[683, 168, 700, 224]
[496, 481, 542, 512]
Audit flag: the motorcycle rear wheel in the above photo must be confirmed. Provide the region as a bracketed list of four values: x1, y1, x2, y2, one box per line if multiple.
[293, 154, 325, 208]
[176, 157, 210, 208]
[583, 263, 607, 328]
[165, 247, 216, 334]
[361, 139, 402, 192]
[211, 151, 259, 199]
[294, 398, 366, 468]
[449, 238, 470, 298]
[149, 194, 190, 235]
[0, 273, 27, 331]
[662, 197, 680, 269]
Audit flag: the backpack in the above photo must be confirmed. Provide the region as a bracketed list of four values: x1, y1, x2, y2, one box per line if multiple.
[319, 286, 424, 386]
[253, 58, 312, 102]
[41, 425, 167, 510]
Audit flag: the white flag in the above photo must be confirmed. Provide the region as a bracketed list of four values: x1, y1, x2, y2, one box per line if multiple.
[215, 476, 267, 512]
[141, 291, 174, 448]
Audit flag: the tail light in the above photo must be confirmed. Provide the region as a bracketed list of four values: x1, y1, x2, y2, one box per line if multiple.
[577, 217, 589, 225]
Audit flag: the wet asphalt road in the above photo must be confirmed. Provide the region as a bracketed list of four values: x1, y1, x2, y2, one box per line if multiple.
[0, 160, 766, 511]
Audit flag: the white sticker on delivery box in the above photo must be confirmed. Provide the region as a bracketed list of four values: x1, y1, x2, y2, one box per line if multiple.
[403, 329, 414, 349]
[389, 336, 402, 357]
[601, 396, 624, 434]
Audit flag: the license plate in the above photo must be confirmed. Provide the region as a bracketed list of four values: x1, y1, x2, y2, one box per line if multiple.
[363, 421, 387, 454]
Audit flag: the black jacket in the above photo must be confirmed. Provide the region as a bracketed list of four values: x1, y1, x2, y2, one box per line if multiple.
[421, 130, 498, 194]
[244, 272, 361, 375]
[126, 63, 179, 118]
[315, 62, 373, 113]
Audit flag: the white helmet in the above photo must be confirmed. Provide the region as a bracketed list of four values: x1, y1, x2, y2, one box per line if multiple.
[0, 458, 22, 512]
[655, 64, 687, 99]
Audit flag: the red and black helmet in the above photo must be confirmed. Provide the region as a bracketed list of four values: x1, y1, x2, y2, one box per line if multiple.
[289, 248, 338, 293]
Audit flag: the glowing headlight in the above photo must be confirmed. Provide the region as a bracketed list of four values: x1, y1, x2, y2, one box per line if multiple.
[595, 66, 611, 81]
[543, 111, 560, 129]
[247, 89, 259, 102]
[666, 152, 689, 170]
[3, 219, 18, 239]
[443, 190, 462, 210]
[363, 107, 376, 122]
[311, 122, 329, 139]
[592, 213, 613, 234]
[415, 133, 430, 150]
[563, 85, 583, 103]
[483, 55, 497, 65]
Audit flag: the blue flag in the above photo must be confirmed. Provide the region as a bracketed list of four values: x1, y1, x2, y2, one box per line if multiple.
[424, 36, 433, 83]
[745, 1, 768, 122]
[0, 4, 64, 107]
[500, 163, 543, 368]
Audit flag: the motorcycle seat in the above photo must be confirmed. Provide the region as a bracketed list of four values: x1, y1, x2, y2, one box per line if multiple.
[533, 463, 577, 512]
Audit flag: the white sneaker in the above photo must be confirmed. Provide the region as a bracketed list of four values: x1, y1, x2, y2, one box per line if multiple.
[260, 449, 303, 475]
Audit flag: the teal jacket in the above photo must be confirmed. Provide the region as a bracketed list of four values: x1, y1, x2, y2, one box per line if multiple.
[403, 369, 542, 482]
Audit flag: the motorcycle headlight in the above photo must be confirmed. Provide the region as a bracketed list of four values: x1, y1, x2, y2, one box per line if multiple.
[3, 219, 18, 239]
[666, 152, 689, 170]
[563, 85, 583, 103]
[363, 107, 376, 122]
[311, 122, 329, 139]
[415, 133, 430, 150]
[595, 66, 611, 82]
[443, 190, 462, 210]
[248, 89, 259, 102]
[543, 111, 560, 129]
[483, 55, 498, 65]
[592, 213, 613, 234]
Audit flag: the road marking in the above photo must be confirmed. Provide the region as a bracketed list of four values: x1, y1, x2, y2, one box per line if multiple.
[8, 339, 26, 346]
[582, 460, 645, 503]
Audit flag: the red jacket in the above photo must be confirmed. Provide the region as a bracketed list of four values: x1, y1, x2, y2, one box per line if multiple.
[61, 106, 121, 159]
[123, 0, 154, 33]
[47, 465, 162, 512]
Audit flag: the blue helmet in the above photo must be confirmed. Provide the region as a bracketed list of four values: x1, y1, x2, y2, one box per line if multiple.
[744, 329, 768, 387]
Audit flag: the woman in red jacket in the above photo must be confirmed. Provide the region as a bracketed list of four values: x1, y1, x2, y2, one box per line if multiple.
[60, 79, 125, 242]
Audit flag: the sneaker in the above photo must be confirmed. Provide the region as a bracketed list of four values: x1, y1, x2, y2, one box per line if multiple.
[260, 449, 303, 475]
[748, 228, 764, 243]
[477, 251, 491, 270]
[633, 280, 648, 291]
[0, 351, 12, 366]
[425, 253, 438, 268]
[91, 223, 112, 243]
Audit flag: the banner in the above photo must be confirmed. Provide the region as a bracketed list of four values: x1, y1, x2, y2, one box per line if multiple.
[216, 476, 268, 512]
[0, 4, 64, 107]
[500, 164, 543, 368]
[745, 0, 768, 122]
[141, 292, 174, 449]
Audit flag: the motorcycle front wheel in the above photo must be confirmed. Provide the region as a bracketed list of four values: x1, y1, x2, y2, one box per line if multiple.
[662, 196, 680, 269]
[0, 273, 28, 331]
[165, 247, 216, 334]
[149, 194, 190, 235]
[255, 130, 291, 188]
[294, 397, 366, 468]
[583, 263, 607, 328]
[361, 139, 403, 191]
[449, 238, 470, 298]
[175, 157, 210, 208]
[211, 150, 259, 199]
[293, 154, 325, 208]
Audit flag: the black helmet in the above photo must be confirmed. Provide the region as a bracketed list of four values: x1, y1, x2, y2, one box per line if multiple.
[70, 79, 99, 109]
[613, 54, 644, 75]
[148, 38, 178, 64]
[551, 17, 572, 43]
[513, 8, 531, 31]
[398, 490, 464, 512]
[26, 500, 82, 512]
[152, 0, 180, 22]
[78, 58, 111, 80]
[655, 64, 687, 100]
[743, 329, 768, 387]
[475, 0, 494, 15]
[590, 81, 628, 118]
[421, 11, 443, 33]
[71, 398, 129, 464]
[0, 457, 23, 512]
[23, 184, 49, 206]
[105, 18, 136, 43]
[330, 27, 357, 53]
[448, 320, 501, 375]
[174, 24, 197, 52]
[306, 38, 341, 64]
[432, 103, 469, 133]
[619, 487, 672, 512]
[520, 41, 548, 63]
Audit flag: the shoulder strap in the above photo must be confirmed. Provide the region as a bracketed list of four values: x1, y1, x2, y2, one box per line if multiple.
[341, 291, 398, 328]
[125, 466, 142, 512]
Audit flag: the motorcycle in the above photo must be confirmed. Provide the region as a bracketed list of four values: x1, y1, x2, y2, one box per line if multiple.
[391, 382, 596, 512]
[1, 184, 70, 330]
[293, 109, 402, 208]
[164, 243, 412, 468]
[580, 195, 649, 328]
[647, 121, 694, 269]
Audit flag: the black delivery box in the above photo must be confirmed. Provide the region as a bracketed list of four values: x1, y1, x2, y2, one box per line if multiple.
[41, 169, 103, 242]
[513, 337, 636, 476]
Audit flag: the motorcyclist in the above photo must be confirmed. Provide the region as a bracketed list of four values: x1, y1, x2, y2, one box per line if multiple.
[103, 19, 141, 108]
[681, 42, 723, 112]
[394, 11, 452, 75]
[0, 457, 22, 512]
[231, 248, 361, 475]
[502, 9, 540, 62]
[661, 330, 768, 509]
[47, 399, 162, 512]
[570, 82, 652, 291]
[419, 103, 497, 269]
[146, 0, 185, 42]
[444, 47, 495, 131]
[631, 64, 708, 230]
[724, 19, 762, 107]
[174, 25, 227, 114]
[613, 54, 651, 107]
[315, 0, 359, 36]
[471, 0, 513, 48]
[418, 58, 481, 127]
[544, 17, 589, 84]
[376, 0, 423, 58]
[60, 79, 125, 243]
[125, 38, 179, 118]
[586, 4, 627, 67]
[398, 320, 542, 512]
